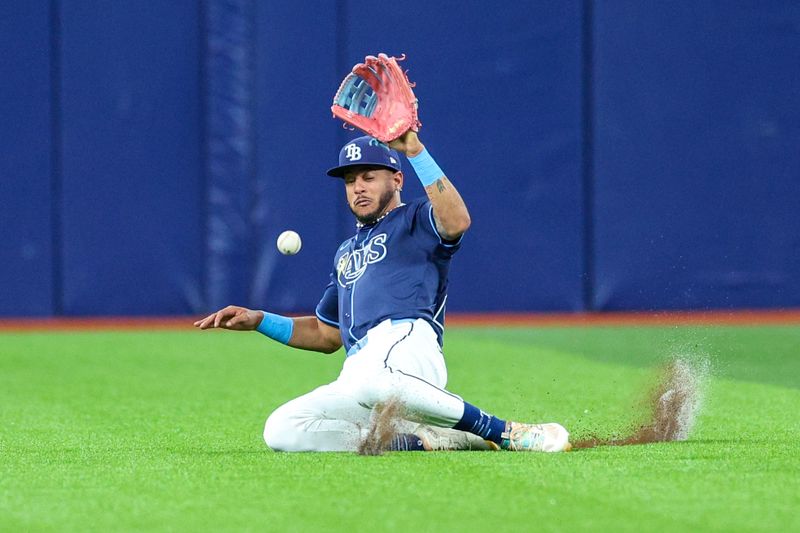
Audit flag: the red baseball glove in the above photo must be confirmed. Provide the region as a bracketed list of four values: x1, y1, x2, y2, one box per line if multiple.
[331, 53, 421, 143]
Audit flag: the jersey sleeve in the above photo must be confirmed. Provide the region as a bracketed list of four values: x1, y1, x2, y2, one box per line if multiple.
[407, 199, 464, 253]
[315, 271, 339, 328]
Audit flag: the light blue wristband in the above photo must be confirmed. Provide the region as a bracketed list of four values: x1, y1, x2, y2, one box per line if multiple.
[256, 311, 294, 344]
[407, 147, 444, 187]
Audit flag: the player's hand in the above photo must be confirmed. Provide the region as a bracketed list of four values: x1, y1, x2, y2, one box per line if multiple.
[388, 130, 424, 157]
[193, 305, 264, 331]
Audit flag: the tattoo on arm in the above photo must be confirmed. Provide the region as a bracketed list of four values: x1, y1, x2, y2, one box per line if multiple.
[435, 179, 446, 193]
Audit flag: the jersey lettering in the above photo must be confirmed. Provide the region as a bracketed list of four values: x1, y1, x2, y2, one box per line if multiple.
[337, 233, 387, 286]
[316, 199, 460, 352]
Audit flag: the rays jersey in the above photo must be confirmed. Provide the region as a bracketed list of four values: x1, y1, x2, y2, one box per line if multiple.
[315, 197, 461, 353]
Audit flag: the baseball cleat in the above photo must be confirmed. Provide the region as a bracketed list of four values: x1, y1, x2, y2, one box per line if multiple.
[414, 425, 500, 451]
[500, 422, 570, 452]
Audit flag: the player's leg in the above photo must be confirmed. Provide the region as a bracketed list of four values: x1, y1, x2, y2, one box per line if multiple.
[261, 382, 480, 452]
[344, 319, 570, 452]
[265, 318, 569, 452]
[369, 368, 570, 452]
[263, 383, 372, 452]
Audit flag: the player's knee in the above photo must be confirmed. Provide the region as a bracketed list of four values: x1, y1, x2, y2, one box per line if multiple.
[350, 371, 402, 406]
[263, 405, 303, 452]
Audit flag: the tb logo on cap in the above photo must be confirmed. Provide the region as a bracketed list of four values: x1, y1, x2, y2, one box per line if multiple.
[345, 143, 362, 161]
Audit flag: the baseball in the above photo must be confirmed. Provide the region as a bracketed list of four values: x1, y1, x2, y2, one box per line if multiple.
[277, 230, 302, 255]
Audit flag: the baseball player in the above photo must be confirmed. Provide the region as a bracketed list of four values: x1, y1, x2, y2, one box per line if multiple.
[195, 130, 570, 453]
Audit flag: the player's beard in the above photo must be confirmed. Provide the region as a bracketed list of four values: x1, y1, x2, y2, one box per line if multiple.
[351, 187, 395, 225]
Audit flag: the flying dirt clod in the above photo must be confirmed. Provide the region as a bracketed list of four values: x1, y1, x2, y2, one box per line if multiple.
[573, 357, 709, 449]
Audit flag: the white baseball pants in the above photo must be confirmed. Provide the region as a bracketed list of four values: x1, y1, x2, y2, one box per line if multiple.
[263, 318, 467, 452]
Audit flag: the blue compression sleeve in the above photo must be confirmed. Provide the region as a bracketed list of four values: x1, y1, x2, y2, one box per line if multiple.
[407, 147, 444, 187]
[256, 311, 294, 344]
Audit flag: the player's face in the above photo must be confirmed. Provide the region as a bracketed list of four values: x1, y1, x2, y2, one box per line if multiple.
[343, 166, 402, 225]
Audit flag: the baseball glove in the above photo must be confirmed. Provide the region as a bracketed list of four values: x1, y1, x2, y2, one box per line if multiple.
[331, 53, 421, 143]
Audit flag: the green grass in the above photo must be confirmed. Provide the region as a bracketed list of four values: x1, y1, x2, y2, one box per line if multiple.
[1, 324, 798, 531]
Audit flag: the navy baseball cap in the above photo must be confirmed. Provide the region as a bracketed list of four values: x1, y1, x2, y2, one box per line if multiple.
[327, 135, 402, 177]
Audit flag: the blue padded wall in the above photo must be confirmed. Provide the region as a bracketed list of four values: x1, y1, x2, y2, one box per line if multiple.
[591, 1, 800, 310]
[336, 1, 586, 312]
[57, 1, 204, 315]
[2, 1, 799, 317]
[0, 2, 54, 316]
[204, 0, 259, 310]
[250, 3, 342, 313]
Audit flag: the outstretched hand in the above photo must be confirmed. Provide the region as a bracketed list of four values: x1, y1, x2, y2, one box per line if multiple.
[193, 305, 264, 331]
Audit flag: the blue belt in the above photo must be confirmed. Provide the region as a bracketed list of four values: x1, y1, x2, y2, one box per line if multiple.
[346, 318, 416, 357]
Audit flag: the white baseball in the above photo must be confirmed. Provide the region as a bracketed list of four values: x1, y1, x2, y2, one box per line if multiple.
[277, 230, 302, 255]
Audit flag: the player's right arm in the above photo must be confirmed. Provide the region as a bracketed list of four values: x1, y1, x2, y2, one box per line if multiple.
[389, 130, 471, 241]
[193, 306, 342, 354]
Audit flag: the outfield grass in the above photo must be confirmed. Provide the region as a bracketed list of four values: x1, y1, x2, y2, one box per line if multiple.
[1, 324, 798, 531]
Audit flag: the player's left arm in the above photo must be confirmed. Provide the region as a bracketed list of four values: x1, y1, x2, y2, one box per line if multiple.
[389, 131, 470, 241]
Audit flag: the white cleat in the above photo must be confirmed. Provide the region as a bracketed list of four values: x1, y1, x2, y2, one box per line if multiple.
[413, 425, 500, 451]
[501, 422, 571, 452]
